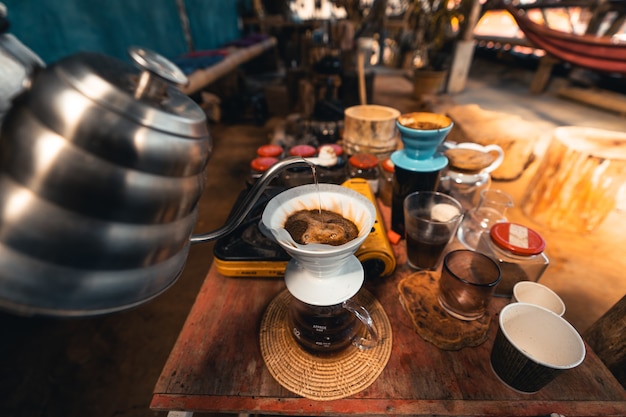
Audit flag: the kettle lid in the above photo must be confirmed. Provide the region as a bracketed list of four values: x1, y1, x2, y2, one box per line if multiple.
[54, 47, 207, 138]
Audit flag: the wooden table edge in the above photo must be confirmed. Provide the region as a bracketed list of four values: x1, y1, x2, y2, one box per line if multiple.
[150, 394, 626, 416]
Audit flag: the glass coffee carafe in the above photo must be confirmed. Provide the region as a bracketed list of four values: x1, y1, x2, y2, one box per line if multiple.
[288, 296, 378, 354]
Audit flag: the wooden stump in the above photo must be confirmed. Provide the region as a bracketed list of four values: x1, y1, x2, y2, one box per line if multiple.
[343, 105, 400, 157]
[522, 126, 626, 233]
[398, 270, 491, 350]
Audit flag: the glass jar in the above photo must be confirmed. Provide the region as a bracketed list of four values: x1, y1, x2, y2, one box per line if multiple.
[282, 144, 317, 188]
[378, 157, 394, 206]
[288, 144, 316, 158]
[348, 153, 379, 193]
[248, 156, 279, 186]
[476, 222, 549, 298]
[316, 144, 346, 184]
[256, 144, 284, 159]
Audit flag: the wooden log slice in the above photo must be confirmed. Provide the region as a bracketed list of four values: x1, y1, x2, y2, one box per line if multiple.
[398, 270, 491, 351]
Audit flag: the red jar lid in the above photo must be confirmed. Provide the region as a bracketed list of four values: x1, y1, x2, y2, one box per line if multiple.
[490, 222, 546, 256]
[349, 153, 378, 169]
[381, 157, 395, 173]
[289, 144, 316, 157]
[318, 144, 343, 156]
[250, 156, 278, 172]
[257, 144, 283, 157]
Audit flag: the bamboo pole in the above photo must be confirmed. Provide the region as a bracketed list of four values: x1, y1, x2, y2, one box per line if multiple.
[181, 37, 277, 95]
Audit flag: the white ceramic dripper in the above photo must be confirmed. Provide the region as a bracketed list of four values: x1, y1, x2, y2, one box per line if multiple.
[260, 184, 376, 306]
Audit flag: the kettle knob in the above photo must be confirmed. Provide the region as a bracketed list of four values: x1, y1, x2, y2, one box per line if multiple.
[128, 46, 188, 100]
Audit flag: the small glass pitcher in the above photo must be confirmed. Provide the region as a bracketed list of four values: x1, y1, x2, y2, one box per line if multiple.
[288, 296, 378, 355]
[457, 189, 514, 250]
[440, 169, 491, 212]
[440, 143, 504, 211]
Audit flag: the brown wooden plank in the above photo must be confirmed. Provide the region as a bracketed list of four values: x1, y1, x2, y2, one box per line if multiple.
[558, 86, 626, 115]
[150, 395, 626, 416]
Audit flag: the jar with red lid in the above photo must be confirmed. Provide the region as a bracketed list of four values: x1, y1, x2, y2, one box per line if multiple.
[288, 144, 316, 158]
[248, 156, 279, 186]
[476, 222, 549, 297]
[282, 145, 317, 188]
[256, 144, 284, 159]
[348, 153, 379, 193]
[316, 144, 346, 184]
[378, 157, 394, 206]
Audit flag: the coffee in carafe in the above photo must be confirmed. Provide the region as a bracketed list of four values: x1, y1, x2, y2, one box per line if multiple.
[288, 298, 371, 354]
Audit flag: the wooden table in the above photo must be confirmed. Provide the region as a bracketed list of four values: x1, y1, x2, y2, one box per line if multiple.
[151, 204, 626, 417]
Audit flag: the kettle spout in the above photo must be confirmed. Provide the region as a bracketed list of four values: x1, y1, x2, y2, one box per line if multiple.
[189, 156, 314, 244]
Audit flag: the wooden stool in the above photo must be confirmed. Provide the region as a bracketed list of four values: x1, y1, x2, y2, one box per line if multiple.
[584, 295, 626, 388]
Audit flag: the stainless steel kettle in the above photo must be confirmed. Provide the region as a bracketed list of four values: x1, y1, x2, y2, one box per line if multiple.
[0, 45, 215, 316]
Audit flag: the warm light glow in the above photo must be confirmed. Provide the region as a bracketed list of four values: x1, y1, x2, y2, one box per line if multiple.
[2, 187, 32, 222]
[288, 0, 347, 20]
[474, 10, 522, 38]
[33, 131, 66, 186]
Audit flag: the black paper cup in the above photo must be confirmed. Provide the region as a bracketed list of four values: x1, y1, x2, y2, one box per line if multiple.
[490, 303, 585, 393]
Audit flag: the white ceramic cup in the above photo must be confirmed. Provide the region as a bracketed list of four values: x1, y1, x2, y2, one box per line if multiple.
[490, 303, 586, 393]
[512, 281, 566, 316]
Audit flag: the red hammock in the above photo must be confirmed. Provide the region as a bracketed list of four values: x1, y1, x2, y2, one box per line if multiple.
[504, 3, 626, 73]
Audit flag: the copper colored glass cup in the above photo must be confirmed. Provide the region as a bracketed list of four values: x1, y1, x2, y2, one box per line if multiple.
[437, 250, 501, 320]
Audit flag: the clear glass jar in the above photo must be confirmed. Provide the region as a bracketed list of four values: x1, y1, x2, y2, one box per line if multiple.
[378, 157, 394, 206]
[282, 144, 317, 188]
[316, 144, 346, 184]
[476, 222, 549, 298]
[348, 153, 379, 193]
[256, 144, 284, 159]
[248, 156, 279, 186]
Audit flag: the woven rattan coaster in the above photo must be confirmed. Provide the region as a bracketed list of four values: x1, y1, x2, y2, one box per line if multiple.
[260, 288, 392, 401]
[398, 270, 491, 351]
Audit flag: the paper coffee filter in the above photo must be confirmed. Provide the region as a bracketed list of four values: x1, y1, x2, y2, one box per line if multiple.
[397, 112, 453, 129]
[261, 184, 376, 254]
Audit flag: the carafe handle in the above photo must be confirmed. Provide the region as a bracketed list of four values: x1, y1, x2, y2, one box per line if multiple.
[342, 298, 379, 350]
[480, 144, 504, 174]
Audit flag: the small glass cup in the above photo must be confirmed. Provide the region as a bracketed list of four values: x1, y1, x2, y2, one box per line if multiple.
[403, 191, 463, 270]
[437, 250, 502, 320]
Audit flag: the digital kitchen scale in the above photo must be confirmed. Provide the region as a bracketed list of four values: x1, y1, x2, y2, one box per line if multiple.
[213, 178, 397, 280]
